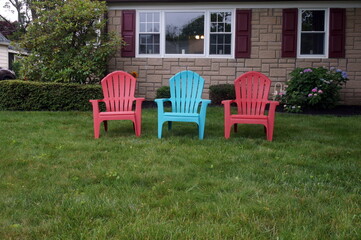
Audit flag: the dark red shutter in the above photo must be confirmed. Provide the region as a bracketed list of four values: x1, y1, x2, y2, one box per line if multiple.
[121, 10, 136, 57]
[282, 9, 298, 58]
[235, 10, 251, 58]
[329, 8, 346, 58]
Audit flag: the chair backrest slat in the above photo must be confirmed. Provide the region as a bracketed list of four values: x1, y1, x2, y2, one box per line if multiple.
[101, 71, 136, 112]
[235, 71, 271, 116]
[170, 70, 204, 114]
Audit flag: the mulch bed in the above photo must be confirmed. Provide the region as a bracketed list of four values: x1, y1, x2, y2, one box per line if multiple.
[276, 105, 361, 116]
[143, 101, 361, 116]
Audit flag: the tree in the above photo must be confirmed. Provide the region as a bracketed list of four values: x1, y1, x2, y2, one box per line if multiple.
[19, 0, 123, 84]
[1, 0, 31, 30]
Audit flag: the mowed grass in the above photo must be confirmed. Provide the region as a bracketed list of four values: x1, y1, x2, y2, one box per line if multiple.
[0, 107, 360, 239]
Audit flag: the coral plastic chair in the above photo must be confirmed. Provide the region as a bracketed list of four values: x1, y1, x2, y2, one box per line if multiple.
[155, 70, 211, 139]
[89, 71, 145, 138]
[222, 71, 279, 141]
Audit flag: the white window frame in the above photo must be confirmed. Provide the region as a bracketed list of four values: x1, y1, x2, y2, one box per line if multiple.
[136, 9, 235, 58]
[208, 11, 234, 57]
[297, 8, 329, 59]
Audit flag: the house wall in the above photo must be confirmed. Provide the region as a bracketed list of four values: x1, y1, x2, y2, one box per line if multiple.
[0, 44, 9, 69]
[107, 8, 361, 105]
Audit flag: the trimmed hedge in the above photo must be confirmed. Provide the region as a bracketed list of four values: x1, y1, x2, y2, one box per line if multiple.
[0, 80, 103, 111]
[156, 86, 171, 99]
[209, 84, 235, 105]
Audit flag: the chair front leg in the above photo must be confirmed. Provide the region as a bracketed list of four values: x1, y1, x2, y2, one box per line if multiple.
[158, 120, 164, 139]
[222, 100, 233, 139]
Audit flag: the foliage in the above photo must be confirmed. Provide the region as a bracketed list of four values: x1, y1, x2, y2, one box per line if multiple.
[156, 86, 171, 98]
[209, 84, 235, 105]
[277, 67, 349, 112]
[10, 60, 22, 77]
[0, 109, 361, 239]
[0, 80, 102, 111]
[19, 0, 123, 84]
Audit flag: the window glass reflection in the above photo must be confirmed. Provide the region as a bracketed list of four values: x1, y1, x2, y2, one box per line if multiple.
[165, 12, 204, 54]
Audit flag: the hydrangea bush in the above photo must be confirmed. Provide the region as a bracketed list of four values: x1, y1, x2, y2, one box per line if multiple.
[276, 67, 349, 112]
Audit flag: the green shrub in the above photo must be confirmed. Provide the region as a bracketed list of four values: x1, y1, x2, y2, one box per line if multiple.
[19, 0, 122, 84]
[209, 84, 235, 105]
[156, 86, 170, 99]
[0, 80, 103, 111]
[277, 67, 349, 112]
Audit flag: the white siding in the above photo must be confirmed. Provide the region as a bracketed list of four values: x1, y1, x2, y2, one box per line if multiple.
[0, 45, 9, 69]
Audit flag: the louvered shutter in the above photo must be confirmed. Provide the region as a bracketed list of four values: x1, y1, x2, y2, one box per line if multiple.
[329, 8, 346, 58]
[282, 9, 298, 58]
[235, 10, 251, 58]
[121, 10, 136, 57]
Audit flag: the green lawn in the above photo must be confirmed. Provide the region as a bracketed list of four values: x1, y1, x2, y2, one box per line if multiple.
[0, 108, 360, 239]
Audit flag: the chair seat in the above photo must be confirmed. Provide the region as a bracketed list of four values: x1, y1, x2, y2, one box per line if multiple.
[99, 111, 135, 116]
[231, 114, 268, 119]
[163, 112, 199, 117]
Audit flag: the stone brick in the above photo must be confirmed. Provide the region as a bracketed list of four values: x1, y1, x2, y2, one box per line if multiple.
[245, 59, 261, 67]
[219, 67, 235, 76]
[148, 58, 163, 66]
[347, 63, 361, 72]
[270, 68, 286, 77]
[195, 58, 212, 66]
[259, 50, 276, 59]
[112, 17, 121, 25]
[260, 17, 277, 25]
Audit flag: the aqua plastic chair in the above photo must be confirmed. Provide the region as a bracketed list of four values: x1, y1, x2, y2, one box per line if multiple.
[155, 70, 211, 139]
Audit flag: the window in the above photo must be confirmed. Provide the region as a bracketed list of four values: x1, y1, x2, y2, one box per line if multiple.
[210, 12, 232, 55]
[165, 12, 204, 55]
[298, 9, 328, 58]
[139, 12, 160, 54]
[137, 10, 234, 58]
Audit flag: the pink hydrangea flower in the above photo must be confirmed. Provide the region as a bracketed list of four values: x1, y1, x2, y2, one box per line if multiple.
[303, 68, 313, 73]
[318, 90, 323, 94]
[308, 93, 313, 97]
[312, 88, 318, 92]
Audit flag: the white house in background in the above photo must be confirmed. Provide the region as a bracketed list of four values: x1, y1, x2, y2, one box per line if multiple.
[0, 32, 10, 69]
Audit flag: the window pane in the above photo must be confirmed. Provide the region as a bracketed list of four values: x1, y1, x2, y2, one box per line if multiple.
[140, 23, 146, 33]
[154, 23, 160, 32]
[147, 23, 153, 32]
[147, 13, 153, 22]
[211, 23, 217, 32]
[210, 34, 231, 55]
[165, 12, 204, 54]
[139, 34, 160, 54]
[139, 12, 160, 33]
[301, 33, 325, 55]
[210, 12, 232, 33]
[302, 10, 325, 31]
[140, 13, 146, 22]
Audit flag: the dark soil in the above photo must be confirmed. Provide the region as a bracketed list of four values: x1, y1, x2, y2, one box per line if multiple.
[143, 101, 361, 116]
[275, 105, 361, 116]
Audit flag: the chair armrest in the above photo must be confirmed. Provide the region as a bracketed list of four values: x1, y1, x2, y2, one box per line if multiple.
[154, 98, 171, 104]
[155, 98, 171, 114]
[266, 100, 279, 118]
[200, 99, 211, 117]
[134, 98, 145, 113]
[89, 99, 104, 113]
[221, 100, 236, 116]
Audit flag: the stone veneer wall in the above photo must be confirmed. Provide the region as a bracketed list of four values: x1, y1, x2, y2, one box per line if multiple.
[107, 8, 361, 105]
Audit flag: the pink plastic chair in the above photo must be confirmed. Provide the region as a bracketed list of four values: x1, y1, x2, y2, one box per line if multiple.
[89, 71, 145, 138]
[222, 71, 279, 141]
